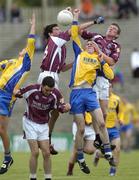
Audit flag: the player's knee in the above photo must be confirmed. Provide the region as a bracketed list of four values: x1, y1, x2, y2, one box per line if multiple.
[0, 126, 6, 135]
[42, 149, 50, 159]
[99, 122, 105, 129]
[78, 127, 85, 135]
[103, 114, 107, 121]
[32, 150, 39, 158]
[115, 146, 120, 154]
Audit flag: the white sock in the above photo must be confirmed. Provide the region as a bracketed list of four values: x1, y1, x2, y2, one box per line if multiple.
[44, 174, 52, 179]
[29, 174, 37, 179]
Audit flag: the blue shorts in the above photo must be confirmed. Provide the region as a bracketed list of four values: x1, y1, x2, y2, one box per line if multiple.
[107, 127, 120, 141]
[120, 123, 133, 132]
[0, 89, 15, 117]
[70, 88, 100, 114]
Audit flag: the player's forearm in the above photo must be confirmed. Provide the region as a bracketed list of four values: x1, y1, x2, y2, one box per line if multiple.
[102, 53, 115, 66]
[79, 21, 95, 30]
[29, 13, 35, 35]
[61, 62, 73, 72]
[79, 16, 104, 30]
[29, 24, 35, 35]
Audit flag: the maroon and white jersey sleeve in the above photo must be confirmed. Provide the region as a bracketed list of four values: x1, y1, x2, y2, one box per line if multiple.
[82, 30, 121, 63]
[81, 30, 98, 40]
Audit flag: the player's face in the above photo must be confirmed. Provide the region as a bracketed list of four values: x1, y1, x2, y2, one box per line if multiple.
[51, 26, 61, 36]
[106, 25, 119, 39]
[42, 85, 54, 96]
[19, 48, 26, 57]
[85, 41, 95, 54]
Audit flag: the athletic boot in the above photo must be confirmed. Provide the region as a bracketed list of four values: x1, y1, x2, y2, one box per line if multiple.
[0, 157, 13, 174]
[50, 144, 58, 155]
[77, 160, 90, 174]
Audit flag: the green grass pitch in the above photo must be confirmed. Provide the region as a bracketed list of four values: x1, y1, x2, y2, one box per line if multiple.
[0, 150, 139, 180]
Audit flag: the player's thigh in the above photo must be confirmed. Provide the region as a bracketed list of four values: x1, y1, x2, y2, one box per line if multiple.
[74, 114, 85, 129]
[0, 90, 15, 117]
[112, 137, 121, 149]
[38, 140, 50, 155]
[70, 89, 85, 114]
[22, 116, 38, 140]
[0, 115, 9, 130]
[27, 139, 39, 154]
[85, 89, 100, 112]
[84, 140, 96, 154]
[99, 99, 109, 114]
[111, 137, 121, 155]
[84, 126, 96, 152]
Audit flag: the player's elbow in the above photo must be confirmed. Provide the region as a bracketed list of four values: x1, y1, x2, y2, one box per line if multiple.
[109, 58, 116, 66]
[108, 72, 114, 80]
[105, 71, 114, 80]
[109, 72, 114, 80]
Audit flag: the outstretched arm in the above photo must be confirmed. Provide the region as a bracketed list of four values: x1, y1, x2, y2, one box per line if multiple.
[25, 12, 36, 60]
[61, 62, 74, 72]
[71, 9, 82, 56]
[79, 16, 105, 30]
[29, 12, 35, 35]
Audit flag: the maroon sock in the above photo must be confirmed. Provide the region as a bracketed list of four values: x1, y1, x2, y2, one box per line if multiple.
[67, 162, 74, 173]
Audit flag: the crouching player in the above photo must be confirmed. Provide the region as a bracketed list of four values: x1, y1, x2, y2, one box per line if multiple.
[15, 76, 71, 180]
[67, 112, 96, 175]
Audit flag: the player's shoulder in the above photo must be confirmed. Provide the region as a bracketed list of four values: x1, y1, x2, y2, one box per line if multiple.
[93, 33, 103, 39]
[52, 88, 61, 96]
[112, 40, 121, 48]
[26, 84, 40, 91]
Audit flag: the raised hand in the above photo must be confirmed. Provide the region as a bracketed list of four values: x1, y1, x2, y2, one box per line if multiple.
[30, 12, 35, 26]
[66, 7, 72, 13]
[94, 16, 105, 24]
[29, 12, 35, 34]
[73, 8, 80, 21]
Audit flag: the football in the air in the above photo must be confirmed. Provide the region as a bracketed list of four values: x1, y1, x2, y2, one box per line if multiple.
[57, 9, 73, 26]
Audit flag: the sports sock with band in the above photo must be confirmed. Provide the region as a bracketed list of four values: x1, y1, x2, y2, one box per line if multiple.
[4, 152, 12, 162]
[77, 149, 84, 162]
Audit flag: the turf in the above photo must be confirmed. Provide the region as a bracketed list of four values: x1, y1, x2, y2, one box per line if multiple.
[0, 150, 139, 180]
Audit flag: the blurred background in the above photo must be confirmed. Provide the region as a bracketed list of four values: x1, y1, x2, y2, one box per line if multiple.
[0, 0, 139, 152]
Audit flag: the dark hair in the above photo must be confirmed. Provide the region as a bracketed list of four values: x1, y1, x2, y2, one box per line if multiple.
[42, 76, 55, 88]
[111, 23, 121, 35]
[43, 24, 58, 39]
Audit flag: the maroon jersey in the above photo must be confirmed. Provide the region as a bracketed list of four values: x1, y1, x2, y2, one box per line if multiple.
[81, 31, 121, 63]
[19, 84, 64, 124]
[40, 31, 70, 73]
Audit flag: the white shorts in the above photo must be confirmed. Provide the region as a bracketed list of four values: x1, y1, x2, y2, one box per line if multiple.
[23, 116, 49, 141]
[72, 122, 96, 141]
[93, 76, 109, 100]
[38, 71, 59, 89]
